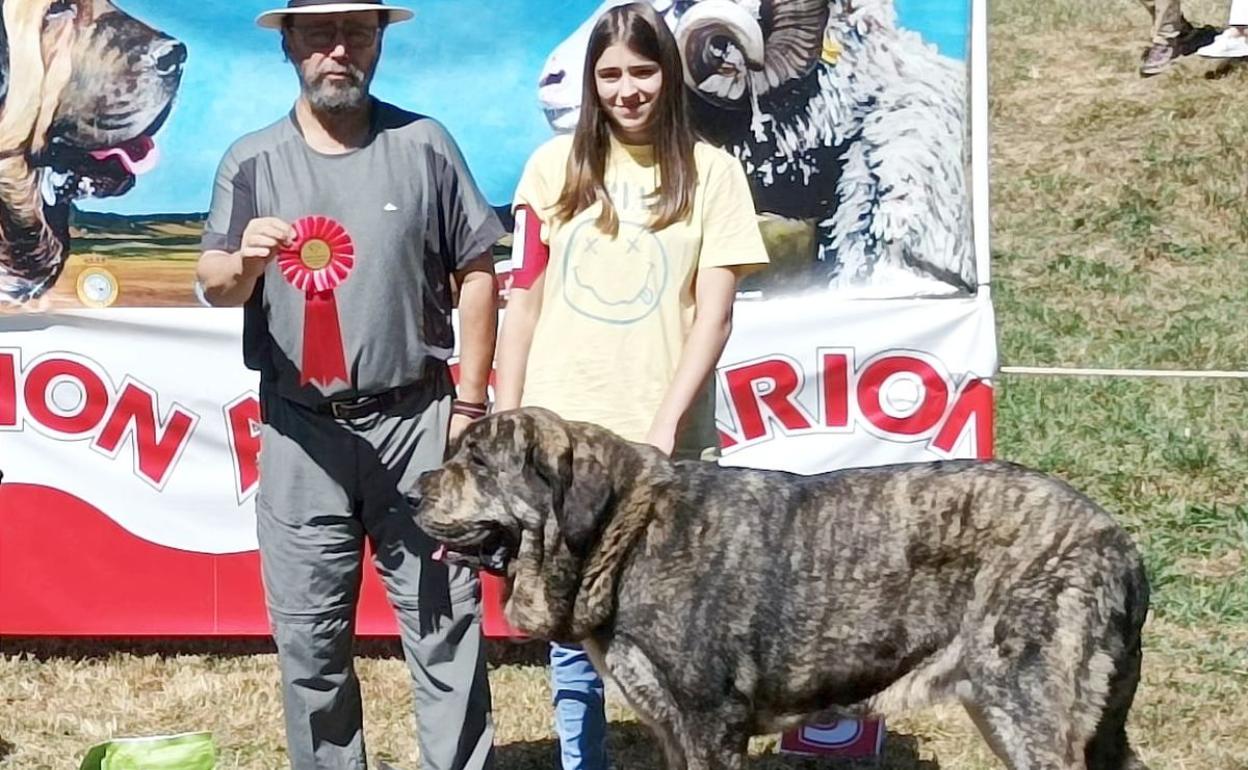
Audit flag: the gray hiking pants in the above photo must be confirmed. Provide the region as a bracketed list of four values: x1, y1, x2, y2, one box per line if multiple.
[257, 377, 494, 770]
[1140, 0, 1190, 43]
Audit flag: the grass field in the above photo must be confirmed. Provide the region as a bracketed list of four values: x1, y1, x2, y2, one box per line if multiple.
[3, 0, 1247, 767]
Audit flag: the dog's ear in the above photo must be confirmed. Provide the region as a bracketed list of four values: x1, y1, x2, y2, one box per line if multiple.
[521, 411, 572, 501]
[556, 454, 612, 557]
[517, 409, 613, 556]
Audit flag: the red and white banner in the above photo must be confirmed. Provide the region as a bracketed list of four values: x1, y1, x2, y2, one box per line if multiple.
[0, 297, 994, 635]
[1, 310, 258, 634]
[717, 292, 996, 471]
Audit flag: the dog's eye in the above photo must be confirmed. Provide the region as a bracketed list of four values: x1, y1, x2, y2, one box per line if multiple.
[469, 453, 488, 469]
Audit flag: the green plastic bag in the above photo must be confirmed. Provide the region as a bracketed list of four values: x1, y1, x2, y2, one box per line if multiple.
[79, 731, 215, 770]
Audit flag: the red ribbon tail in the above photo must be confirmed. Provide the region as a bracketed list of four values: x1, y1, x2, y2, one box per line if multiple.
[301, 290, 349, 388]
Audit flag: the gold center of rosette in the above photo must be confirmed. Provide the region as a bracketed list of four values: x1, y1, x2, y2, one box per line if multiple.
[300, 239, 332, 270]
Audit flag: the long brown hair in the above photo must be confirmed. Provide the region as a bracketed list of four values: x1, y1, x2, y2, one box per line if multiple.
[554, 2, 697, 237]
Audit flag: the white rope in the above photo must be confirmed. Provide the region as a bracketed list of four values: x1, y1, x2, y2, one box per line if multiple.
[999, 366, 1248, 380]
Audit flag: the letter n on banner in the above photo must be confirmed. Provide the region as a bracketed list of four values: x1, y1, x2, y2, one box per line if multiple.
[932, 377, 994, 458]
[93, 378, 199, 490]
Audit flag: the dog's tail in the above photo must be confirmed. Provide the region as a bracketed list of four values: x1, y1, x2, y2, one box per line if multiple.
[1085, 551, 1150, 770]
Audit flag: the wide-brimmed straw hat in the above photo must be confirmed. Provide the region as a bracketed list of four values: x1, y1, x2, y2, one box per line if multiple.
[257, 0, 414, 29]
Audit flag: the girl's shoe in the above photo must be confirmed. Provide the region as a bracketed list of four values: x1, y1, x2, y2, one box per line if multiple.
[1197, 28, 1248, 58]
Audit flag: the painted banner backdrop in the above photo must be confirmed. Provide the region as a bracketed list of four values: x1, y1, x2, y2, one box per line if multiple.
[0, 0, 981, 310]
[0, 0, 990, 757]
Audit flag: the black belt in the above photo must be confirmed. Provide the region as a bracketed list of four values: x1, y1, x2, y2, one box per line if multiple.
[312, 381, 426, 420]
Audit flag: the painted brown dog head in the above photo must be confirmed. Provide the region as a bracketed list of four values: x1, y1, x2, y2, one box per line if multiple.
[0, 0, 185, 303]
[414, 407, 668, 640]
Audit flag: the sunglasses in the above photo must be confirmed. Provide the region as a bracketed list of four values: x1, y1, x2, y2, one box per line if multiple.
[290, 23, 380, 50]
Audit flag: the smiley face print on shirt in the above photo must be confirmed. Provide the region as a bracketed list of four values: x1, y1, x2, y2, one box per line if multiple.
[561, 217, 669, 325]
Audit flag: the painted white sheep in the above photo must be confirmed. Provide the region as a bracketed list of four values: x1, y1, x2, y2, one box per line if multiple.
[538, 0, 973, 295]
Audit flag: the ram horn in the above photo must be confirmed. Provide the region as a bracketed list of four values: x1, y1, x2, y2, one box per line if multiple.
[674, 0, 766, 106]
[675, 0, 830, 106]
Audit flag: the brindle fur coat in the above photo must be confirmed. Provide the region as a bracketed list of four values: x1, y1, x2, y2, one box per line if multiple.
[415, 408, 1150, 770]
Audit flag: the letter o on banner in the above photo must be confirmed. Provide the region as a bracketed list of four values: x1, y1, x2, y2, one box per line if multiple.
[857, 355, 949, 436]
[24, 359, 110, 435]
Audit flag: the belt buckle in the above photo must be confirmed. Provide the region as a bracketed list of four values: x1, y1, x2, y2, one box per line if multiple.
[328, 389, 396, 420]
[330, 398, 372, 420]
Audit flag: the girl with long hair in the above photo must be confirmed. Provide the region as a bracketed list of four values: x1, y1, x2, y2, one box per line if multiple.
[495, 4, 769, 766]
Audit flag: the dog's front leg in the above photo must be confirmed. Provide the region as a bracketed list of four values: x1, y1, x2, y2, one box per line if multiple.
[591, 636, 749, 770]
[676, 720, 749, 770]
[589, 636, 687, 769]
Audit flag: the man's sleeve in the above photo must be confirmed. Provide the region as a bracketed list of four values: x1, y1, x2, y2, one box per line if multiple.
[432, 126, 506, 271]
[200, 146, 256, 254]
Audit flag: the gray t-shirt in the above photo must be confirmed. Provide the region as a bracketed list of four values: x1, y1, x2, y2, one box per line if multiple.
[201, 101, 504, 406]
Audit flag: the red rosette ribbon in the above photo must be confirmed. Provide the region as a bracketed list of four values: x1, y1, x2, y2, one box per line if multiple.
[277, 216, 356, 388]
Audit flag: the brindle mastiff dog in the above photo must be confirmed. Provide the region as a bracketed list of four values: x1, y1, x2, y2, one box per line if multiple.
[414, 408, 1150, 770]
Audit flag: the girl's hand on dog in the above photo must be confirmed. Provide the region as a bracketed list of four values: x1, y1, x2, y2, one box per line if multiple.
[448, 412, 474, 445]
[644, 423, 676, 456]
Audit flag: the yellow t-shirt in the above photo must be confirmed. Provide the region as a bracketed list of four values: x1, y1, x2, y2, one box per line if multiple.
[512, 134, 769, 443]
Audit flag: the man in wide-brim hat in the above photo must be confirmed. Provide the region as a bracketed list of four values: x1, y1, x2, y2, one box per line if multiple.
[196, 2, 502, 768]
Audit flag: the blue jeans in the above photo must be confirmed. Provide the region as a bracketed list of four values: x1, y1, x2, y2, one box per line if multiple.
[550, 642, 608, 769]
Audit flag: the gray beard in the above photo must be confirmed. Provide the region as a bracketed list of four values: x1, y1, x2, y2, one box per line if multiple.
[303, 73, 371, 113]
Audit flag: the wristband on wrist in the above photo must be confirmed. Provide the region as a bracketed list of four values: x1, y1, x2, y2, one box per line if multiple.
[451, 399, 490, 419]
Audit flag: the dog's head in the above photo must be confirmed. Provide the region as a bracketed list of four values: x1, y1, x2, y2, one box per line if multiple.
[0, 0, 185, 302]
[414, 407, 667, 640]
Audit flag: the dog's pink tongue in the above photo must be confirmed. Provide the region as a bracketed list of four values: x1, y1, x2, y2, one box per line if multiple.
[89, 136, 158, 175]
[432, 545, 447, 562]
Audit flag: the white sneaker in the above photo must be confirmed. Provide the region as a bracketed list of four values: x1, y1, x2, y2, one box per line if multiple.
[1196, 29, 1248, 58]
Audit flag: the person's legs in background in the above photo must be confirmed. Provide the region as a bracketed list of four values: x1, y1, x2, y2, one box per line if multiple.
[550, 643, 608, 770]
[1138, 0, 1214, 75]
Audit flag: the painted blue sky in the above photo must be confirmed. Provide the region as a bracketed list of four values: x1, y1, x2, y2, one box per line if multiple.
[90, 0, 969, 215]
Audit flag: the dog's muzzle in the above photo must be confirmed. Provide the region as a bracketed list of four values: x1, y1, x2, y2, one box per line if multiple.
[432, 527, 516, 576]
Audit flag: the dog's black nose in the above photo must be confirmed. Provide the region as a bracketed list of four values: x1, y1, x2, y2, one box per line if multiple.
[153, 39, 187, 77]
